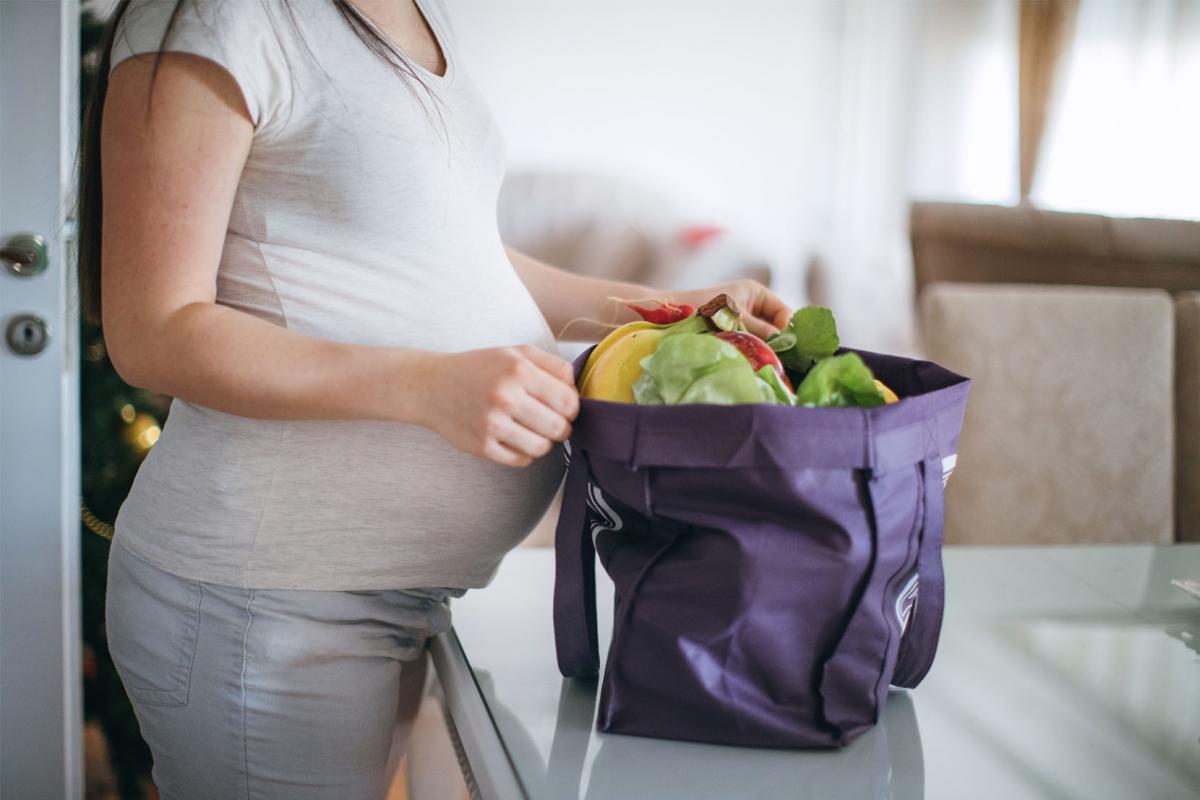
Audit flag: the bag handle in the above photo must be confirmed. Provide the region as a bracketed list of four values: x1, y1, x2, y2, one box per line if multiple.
[817, 452, 946, 741]
[815, 467, 890, 743]
[891, 454, 946, 688]
[553, 444, 601, 677]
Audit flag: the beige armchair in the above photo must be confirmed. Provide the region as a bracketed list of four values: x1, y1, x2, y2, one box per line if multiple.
[921, 282, 1175, 546]
[907, 203, 1200, 546]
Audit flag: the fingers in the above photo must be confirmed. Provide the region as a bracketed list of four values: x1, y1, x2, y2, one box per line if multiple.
[755, 287, 793, 332]
[517, 350, 580, 420]
[741, 285, 792, 340]
[770, 303, 793, 332]
[510, 392, 572, 442]
[518, 345, 576, 387]
[482, 437, 533, 468]
[743, 314, 780, 341]
[482, 402, 566, 467]
[472, 346, 578, 467]
[492, 413, 554, 460]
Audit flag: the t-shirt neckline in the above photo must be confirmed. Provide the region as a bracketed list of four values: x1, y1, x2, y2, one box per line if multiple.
[410, 0, 453, 84]
[354, 0, 455, 86]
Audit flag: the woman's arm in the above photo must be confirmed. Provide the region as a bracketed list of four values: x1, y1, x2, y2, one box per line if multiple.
[102, 54, 431, 424]
[102, 54, 576, 466]
[506, 247, 794, 342]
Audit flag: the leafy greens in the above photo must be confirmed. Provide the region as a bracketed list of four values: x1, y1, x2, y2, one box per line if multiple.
[766, 307, 840, 374]
[792, 353, 886, 408]
[632, 333, 778, 406]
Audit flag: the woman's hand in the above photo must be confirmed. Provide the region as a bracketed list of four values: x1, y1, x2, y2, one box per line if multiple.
[681, 280, 794, 341]
[417, 345, 580, 467]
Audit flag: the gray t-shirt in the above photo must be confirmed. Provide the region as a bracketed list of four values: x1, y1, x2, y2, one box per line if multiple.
[109, 0, 564, 590]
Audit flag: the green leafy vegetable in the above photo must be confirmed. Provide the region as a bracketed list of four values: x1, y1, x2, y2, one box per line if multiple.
[660, 312, 711, 338]
[677, 369, 775, 404]
[708, 306, 744, 333]
[793, 353, 886, 408]
[755, 365, 797, 406]
[767, 307, 840, 374]
[631, 371, 664, 405]
[767, 332, 796, 352]
[629, 313, 713, 404]
[633, 333, 778, 406]
[629, 307, 883, 409]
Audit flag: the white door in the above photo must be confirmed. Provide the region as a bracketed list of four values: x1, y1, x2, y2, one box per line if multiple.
[0, 1, 82, 798]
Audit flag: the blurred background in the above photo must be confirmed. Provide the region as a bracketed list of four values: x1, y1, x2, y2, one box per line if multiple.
[461, 0, 1199, 352]
[73, 0, 1199, 796]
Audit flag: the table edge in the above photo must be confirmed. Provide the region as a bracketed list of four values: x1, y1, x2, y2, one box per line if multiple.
[430, 628, 528, 800]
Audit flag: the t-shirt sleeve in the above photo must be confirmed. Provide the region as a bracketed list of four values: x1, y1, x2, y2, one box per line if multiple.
[110, 0, 292, 136]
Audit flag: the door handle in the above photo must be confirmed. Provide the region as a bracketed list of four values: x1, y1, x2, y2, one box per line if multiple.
[1, 233, 48, 277]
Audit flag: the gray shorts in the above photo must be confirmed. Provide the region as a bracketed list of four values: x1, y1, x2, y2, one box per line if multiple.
[105, 533, 465, 799]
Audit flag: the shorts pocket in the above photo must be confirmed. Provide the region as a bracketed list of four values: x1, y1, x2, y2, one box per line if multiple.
[105, 539, 203, 707]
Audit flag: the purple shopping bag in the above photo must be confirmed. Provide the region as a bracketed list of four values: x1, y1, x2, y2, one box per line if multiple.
[553, 347, 969, 749]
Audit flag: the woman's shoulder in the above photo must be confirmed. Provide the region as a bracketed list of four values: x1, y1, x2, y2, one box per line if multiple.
[112, 0, 296, 134]
[113, 0, 293, 60]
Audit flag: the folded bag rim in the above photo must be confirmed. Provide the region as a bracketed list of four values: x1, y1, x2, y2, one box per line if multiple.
[571, 346, 971, 472]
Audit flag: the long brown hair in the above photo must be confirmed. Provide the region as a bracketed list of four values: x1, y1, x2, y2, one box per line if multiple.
[77, 0, 440, 327]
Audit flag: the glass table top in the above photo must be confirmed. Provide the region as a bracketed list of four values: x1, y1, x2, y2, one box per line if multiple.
[447, 544, 1200, 800]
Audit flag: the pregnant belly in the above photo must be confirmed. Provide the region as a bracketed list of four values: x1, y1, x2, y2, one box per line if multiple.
[253, 419, 564, 549]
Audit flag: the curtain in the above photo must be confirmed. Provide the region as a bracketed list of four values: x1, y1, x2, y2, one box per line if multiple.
[1018, 0, 1079, 201]
[1033, 0, 1200, 218]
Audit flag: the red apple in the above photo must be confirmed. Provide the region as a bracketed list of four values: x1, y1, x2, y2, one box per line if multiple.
[715, 331, 793, 389]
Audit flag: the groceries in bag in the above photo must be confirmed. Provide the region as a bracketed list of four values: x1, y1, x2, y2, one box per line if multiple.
[556, 332, 972, 748]
[579, 294, 900, 407]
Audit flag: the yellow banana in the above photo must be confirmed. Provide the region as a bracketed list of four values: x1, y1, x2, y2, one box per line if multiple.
[578, 320, 658, 390]
[581, 328, 671, 402]
[874, 379, 900, 404]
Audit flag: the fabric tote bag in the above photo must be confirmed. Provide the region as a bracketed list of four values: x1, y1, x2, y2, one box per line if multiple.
[553, 347, 970, 749]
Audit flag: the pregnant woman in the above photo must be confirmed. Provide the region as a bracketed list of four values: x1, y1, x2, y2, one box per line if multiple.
[80, 1, 791, 796]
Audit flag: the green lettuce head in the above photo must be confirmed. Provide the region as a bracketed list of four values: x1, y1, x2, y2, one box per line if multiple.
[632, 333, 781, 406]
[793, 352, 886, 408]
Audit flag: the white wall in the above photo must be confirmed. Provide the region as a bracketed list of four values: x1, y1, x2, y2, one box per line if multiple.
[450, 0, 844, 307]
[449, 0, 1023, 352]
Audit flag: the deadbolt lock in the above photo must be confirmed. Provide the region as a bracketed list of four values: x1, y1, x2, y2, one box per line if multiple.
[6, 314, 51, 356]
